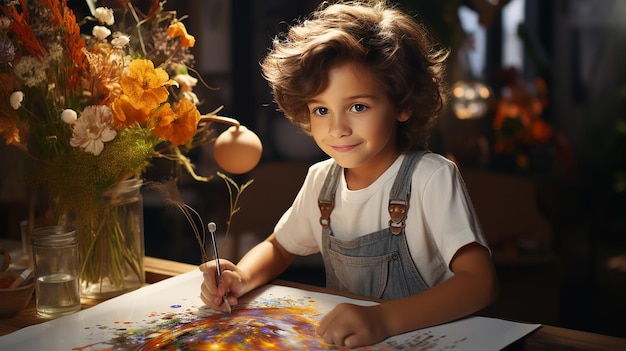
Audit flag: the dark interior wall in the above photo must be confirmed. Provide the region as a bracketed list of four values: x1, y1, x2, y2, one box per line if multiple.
[548, 0, 626, 338]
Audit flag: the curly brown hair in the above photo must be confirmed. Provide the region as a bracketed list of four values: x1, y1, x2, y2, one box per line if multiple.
[260, 0, 449, 151]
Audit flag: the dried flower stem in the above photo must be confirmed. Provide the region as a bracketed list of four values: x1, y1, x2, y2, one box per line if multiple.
[176, 202, 210, 263]
[146, 179, 208, 263]
[127, 2, 147, 56]
[217, 171, 254, 253]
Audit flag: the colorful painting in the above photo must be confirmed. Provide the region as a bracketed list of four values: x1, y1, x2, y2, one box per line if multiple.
[71, 295, 464, 350]
[0, 271, 539, 350]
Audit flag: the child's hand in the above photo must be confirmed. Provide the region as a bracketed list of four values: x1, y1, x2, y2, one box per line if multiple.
[317, 303, 389, 348]
[198, 259, 246, 312]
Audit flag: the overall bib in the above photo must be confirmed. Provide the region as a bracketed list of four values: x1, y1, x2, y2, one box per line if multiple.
[318, 151, 429, 300]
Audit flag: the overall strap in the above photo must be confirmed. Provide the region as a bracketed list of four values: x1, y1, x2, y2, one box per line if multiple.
[318, 162, 342, 228]
[388, 151, 427, 235]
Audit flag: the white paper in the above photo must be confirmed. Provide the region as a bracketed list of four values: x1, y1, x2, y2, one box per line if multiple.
[0, 270, 539, 350]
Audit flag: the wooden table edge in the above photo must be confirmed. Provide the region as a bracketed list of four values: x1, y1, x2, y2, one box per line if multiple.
[2, 256, 625, 351]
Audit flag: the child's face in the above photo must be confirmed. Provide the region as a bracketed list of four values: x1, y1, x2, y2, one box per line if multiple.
[307, 61, 410, 173]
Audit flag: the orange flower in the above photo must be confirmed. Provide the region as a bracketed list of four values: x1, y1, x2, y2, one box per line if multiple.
[83, 43, 124, 104]
[152, 98, 199, 146]
[63, 6, 87, 87]
[0, 124, 17, 145]
[530, 119, 553, 143]
[0, 117, 21, 145]
[167, 22, 196, 48]
[120, 59, 173, 111]
[111, 94, 149, 128]
[1, 0, 47, 57]
[150, 102, 174, 128]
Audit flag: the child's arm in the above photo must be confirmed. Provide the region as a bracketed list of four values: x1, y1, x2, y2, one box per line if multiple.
[199, 233, 296, 311]
[316, 242, 498, 348]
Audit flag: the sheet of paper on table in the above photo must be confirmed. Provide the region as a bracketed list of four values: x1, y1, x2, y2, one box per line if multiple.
[0, 270, 539, 350]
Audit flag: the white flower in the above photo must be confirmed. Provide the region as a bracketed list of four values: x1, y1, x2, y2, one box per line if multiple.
[173, 74, 198, 92]
[111, 34, 130, 48]
[61, 109, 78, 124]
[92, 26, 111, 40]
[14, 56, 49, 87]
[47, 43, 63, 61]
[173, 74, 198, 104]
[10, 91, 24, 110]
[94, 7, 115, 26]
[183, 91, 200, 105]
[70, 105, 117, 156]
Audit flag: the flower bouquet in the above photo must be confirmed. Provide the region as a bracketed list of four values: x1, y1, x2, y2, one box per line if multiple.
[0, 0, 261, 298]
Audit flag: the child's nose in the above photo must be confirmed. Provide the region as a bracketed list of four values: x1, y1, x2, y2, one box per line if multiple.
[328, 114, 351, 137]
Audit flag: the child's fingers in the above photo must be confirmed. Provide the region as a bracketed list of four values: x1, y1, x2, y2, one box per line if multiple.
[199, 261, 221, 299]
[199, 260, 242, 312]
[198, 262, 207, 272]
[199, 280, 218, 307]
[198, 261, 216, 278]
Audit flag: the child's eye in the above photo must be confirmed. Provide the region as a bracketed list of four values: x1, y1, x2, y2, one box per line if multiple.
[311, 107, 329, 116]
[350, 103, 368, 113]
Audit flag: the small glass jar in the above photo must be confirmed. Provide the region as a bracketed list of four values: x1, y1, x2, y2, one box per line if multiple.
[31, 226, 81, 318]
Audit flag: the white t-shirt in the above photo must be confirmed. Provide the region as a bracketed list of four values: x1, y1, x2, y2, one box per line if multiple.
[274, 152, 488, 287]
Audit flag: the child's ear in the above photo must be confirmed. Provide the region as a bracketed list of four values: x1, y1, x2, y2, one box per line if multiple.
[397, 108, 412, 122]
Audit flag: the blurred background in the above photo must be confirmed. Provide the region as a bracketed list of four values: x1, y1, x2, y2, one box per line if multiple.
[2, 0, 625, 339]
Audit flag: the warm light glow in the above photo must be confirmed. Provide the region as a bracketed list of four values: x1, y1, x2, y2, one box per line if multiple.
[465, 88, 476, 100]
[453, 85, 465, 98]
[451, 80, 492, 120]
[478, 86, 491, 99]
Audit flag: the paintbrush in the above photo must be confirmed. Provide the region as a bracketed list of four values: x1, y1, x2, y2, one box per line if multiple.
[9, 268, 32, 289]
[208, 222, 231, 314]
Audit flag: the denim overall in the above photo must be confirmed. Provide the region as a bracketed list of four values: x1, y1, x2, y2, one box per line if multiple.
[318, 151, 429, 300]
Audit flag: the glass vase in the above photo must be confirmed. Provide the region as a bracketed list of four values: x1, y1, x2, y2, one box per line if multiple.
[78, 178, 145, 299]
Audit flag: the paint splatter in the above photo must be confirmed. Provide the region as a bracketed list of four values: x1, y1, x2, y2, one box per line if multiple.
[74, 296, 467, 351]
[134, 306, 337, 350]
